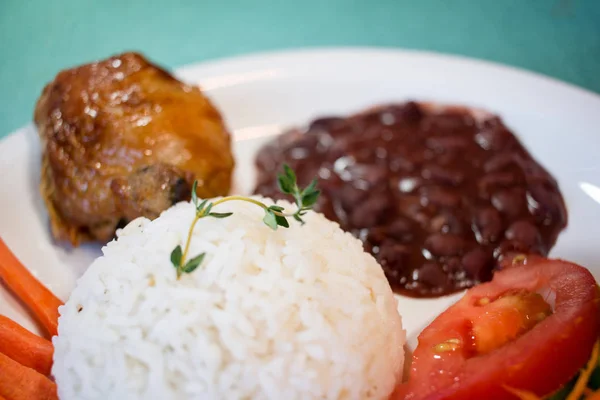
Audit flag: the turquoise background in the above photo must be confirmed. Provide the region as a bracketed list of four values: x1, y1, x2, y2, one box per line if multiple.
[1, 0, 599, 138]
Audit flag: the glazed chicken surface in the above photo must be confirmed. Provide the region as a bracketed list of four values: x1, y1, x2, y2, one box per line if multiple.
[34, 52, 234, 245]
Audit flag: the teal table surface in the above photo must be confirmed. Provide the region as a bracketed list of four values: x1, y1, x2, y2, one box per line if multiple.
[1, 0, 599, 138]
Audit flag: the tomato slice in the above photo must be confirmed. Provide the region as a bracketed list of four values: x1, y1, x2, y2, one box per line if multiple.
[397, 258, 600, 400]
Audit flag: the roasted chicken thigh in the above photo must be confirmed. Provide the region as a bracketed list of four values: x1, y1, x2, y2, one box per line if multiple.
[34, 52, 234, 245]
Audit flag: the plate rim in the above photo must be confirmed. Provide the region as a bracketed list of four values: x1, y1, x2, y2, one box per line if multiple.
[175, 46, 600, 100]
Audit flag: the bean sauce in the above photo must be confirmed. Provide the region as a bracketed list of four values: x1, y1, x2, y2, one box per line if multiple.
[254, 102, 567, 297]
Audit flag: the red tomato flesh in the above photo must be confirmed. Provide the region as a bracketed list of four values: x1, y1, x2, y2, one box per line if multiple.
[472, 289, 552, 355]
[397, 258, 600, 400]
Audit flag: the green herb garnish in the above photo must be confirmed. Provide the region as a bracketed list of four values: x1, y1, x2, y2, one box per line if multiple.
[170, 165, 319, 278]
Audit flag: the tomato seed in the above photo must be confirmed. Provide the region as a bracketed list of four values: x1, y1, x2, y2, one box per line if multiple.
[434, 339, 461, 352]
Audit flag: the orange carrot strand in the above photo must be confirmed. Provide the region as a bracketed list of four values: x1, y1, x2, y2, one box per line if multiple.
[0, 315, 53, 376]
[0, 352, 57, 400]
[587, 391, 600, 400]
[0, 238, 62, 337]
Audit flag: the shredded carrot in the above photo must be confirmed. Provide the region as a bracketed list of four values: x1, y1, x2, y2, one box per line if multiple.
[0, 352, 57, 400]
[0, 315, 53, 375]
[587, 391, 600, 400]
[503, 385, 542, 400]
[0, 238, 62, 337]
[585, 390, 600, 400]
[567, 340, 600, 400]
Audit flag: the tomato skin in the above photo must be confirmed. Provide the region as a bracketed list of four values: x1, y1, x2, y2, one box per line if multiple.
[397, 259, 600, 400]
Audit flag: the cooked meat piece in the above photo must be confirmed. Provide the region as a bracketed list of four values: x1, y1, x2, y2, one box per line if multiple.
[34, 52, 234, 245]
[110, 164, 194, 222]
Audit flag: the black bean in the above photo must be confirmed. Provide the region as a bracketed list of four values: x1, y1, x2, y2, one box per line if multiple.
[307, 117, 344, 132]
[339, 185, 368, 211]
[416, 262, 448, 287]
[413, 211, 434, 228]
[426, 136, 470, 152]
[442, 256, 463, 273]
[349, 193, 391, 228]
[421, 164, 464, 186]
[474, 127, 515, 151]
[378, 242, 411, 267]
[254, 147, 280, 171]
[386, 218, 414, 241]
[526, 182, 567, 226]
[397, 195, 423, 218]
[462, 248, 493, 280]
[283, 134, 318, 154]
[389, 157, 415, 173]
[353, 147, 378, 163]
[423, 114, 474, 133]
[420, 186, 461, 208]
[478, 171, 522, 196]
[429, 213, 466, 234]
[483, 153, 515, 172]
[473, 207, 503, 245]
[491, 188, 526, 218]
[435, 153, 457, 167]
[346, 164, 387, 187]
[494, 240, 544, 259]
[520, 161, 549, 181]
[505, 220, 541, 248]
[401, 102, 424, 122]
[424, 233, 467, 257]
[379, 101, 423, 124]
[429, 214, 447, 233]
[366, 227, 388, 245]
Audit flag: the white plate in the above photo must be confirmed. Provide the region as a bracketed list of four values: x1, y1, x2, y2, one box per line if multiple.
[2, 48, 600, 347]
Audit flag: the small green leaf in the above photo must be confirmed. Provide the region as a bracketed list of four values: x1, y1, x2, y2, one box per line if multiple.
[293, 213, 304, 223]
[263, 210, 278, 230]
[183, 252, 205, 273]
[277, 175, 294, 194]
[203, 202, 213, 216]
[302, 179, 318, 196]
[170, 245, 182, 267]
[268, 205, 285, 212]
[208, 212, 233, 219]
[302, 190, 320, 207]
[184, 263, 200, 274]
[283, 164, 296, 183]
[191, 181, 199, 206]
[197, 199, 208, 213]
[275, 214, 289, 228]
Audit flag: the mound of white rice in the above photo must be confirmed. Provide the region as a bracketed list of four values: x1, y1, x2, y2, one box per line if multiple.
[52, 197, 405, 400]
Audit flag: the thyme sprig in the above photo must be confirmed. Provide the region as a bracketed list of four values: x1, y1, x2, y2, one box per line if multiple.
[170, 165, 319, 278]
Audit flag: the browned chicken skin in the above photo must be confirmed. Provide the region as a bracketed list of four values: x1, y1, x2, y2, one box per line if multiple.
[34, 52, 234, 245]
